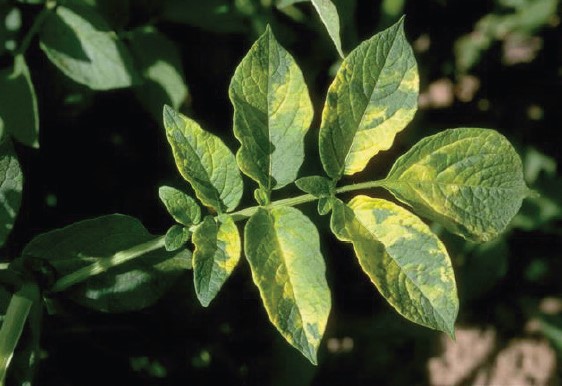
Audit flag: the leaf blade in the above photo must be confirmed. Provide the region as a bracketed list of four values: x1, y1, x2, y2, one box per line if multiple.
[311, 0, 344, 58]
[382, 128, 529, 241]
[39, 5, 139, 90]
[22, 214, 190, 312]
[192, 215, 241, 307]
[229, 26, 313, 192]
[158, 186, 201, 226]
[163, 107, 243, 212]
[319, 18, 419, 179]
[0, 56, 39, 148]
[0, 139, 23, 248]
[129, 27, 189, 122]
[244, 207, 331, 364]
[333, 196, 458, 336]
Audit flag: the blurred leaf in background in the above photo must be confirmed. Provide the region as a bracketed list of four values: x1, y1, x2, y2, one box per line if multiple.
[39, 4, 140, 90]
[455, 0, 559, 73]
[0, 139, 22, 248]
[0, 55, 39, 148]
[128, 27, 189, 122]
[23, 214, 191, 313]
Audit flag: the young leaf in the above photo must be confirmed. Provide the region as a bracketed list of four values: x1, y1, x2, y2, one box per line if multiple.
[192, 215, 241, 307]
[158, 186, 201, 226]
[163, 107, 243, 213]
[382, 128, 529, 242]
[164, 224, 191, 252]
[0, 139, 22, 248]
[244, 207, 331, 364]
[229, 26, 313, 193]
[0, 56, 39, 148]
[22, 214, 190, 312]
[319, 18, 418, 179]
[39, 5, 139, 90]
[295, 175, 334, 197]
[311, 0, 344, 58]
[332, 196, 458, 336]
[128, 27, 189, 122]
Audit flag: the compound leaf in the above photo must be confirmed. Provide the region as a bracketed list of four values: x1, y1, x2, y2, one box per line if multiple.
[319, 18, 418, 179]
[22, 214, 191, 312]
[39, 4, 139, 90]
[244, 206, 331, 364]
[311, 0, 344, 58]
[163, 107, 243, 213]
[192, 215, 240, 307]
[382, 128, 529, 242]
[164, 224, 191, 252]
[129, 27, 188, 122]
[0, 139, 22, 248]
[332, 196, 458, 336]
[0, 56, 39, 148]
[229, 26, 313, 193]
[158, 186, 201, 226]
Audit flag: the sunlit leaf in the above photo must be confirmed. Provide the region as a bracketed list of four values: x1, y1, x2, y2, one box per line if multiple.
[382, 128, 529, 241]
[158, 186, 201, 226]
[164, 224, 191, 252]
[192, 215, 240, 307]
[295, 175, 334, 197]
[245, 206, 331, 364]
[319, 18, 418, 179]
[163, 107, 243, 213]
[229, 26, 313, 193]
[331, 196, 458, 336]
[311, 0, 344, 57]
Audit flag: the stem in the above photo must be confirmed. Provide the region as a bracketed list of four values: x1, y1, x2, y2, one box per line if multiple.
[51, 236, 166, 293]
[230, 179, 386, 221]
[14, 1, 56, 57]
[0, 284, 36, 386]
[50, 178, 385, 291]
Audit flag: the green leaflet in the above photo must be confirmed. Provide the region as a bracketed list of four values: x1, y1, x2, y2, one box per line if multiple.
[229, 26, 313, 193]
[295, 175, 334, 197]
[39, 5, 139, 90]
[22, 214, 191, 313]
[0, 139, 22, 248]
[158, 186, 201, 226]
[274, 0, 344, 57]
[164, 224, 191, 252]
[311, 0, 344, 58]
[332, 196, 458, 336]
[319, 18, 418, 179]
[129, 27, 189, 122]
[244, 207, 331, 365]
[192, 215, 241, 307]
[163, 107, 243, 213]
[382, 128, 529, 242]
[0, 56, 39, 148]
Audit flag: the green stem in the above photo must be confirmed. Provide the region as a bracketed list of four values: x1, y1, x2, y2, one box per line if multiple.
[51, 178, 385, 291]
[230, 178, 386, 221]
[0, 284, 36, 386]
[51, 236, 166, 293]
[14, 1, 56, 57]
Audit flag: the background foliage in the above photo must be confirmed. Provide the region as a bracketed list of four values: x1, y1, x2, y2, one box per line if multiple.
[1, 0, 561, 384]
